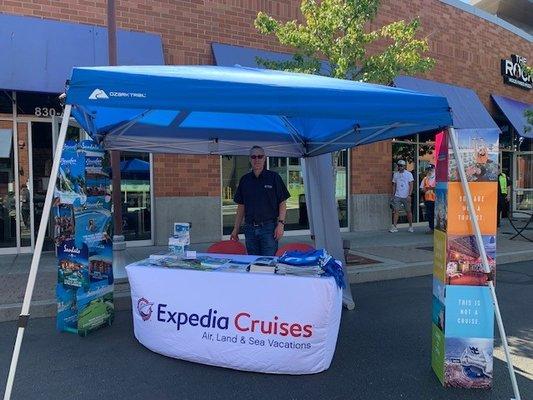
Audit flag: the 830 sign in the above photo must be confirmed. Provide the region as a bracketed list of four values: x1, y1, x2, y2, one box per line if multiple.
[34, 107, 62, 117]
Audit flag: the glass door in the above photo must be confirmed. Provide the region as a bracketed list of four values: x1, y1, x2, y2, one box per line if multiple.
[0, 124, 16, 250]
[29, 121, 55, 250]
[120, 152, 152, 242]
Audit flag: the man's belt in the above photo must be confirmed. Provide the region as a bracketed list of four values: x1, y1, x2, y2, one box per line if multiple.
[247, 218, 277, 227]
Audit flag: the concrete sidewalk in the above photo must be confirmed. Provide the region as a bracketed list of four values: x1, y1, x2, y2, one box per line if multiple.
[1, 219, 531, 321]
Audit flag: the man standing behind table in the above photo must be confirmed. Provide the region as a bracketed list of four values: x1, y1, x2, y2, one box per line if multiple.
[390, 160, 414, 233]
[230, 146, 290, 256]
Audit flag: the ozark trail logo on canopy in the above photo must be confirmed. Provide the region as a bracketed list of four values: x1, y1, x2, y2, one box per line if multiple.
[89, 89, 109, 100]
[137, 297, 154, 321]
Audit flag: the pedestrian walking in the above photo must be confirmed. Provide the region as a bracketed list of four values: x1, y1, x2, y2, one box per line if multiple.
[390, 160, 414, 233]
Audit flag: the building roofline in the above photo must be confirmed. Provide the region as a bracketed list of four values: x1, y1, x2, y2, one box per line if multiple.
[439, 0, 532, 42]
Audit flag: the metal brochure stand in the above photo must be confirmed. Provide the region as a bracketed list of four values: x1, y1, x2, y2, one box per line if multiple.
[3, 107, 72, 400]
[449, 127, 521, 400]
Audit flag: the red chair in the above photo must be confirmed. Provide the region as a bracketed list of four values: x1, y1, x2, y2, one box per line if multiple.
[275, 243, 315, 257]
[206, 240, 247, 255]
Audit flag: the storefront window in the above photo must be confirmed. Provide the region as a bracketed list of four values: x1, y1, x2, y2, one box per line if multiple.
[120, 152, 151, 241]
[392, 135, 436, 224]
[515, 152, 532, 211]
[221, 152, 348, 235]
[334, 150, 348, 228]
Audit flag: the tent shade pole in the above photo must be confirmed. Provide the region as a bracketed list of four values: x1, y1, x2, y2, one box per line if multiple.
[448, 127, 521, 400]
[302, 155, 355, 310]
[3, 105, 72, 400]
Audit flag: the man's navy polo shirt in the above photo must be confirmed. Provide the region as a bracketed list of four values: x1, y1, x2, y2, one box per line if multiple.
[234, 169, 290, 224]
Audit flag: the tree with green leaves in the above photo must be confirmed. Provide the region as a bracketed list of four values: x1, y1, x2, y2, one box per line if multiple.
[254, 0, 435, 85]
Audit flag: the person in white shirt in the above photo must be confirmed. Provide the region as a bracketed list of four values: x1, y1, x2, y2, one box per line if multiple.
[390, 160, 414, 233]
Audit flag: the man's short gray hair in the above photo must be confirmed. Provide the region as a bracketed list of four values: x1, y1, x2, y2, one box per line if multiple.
[249, 145, 265, 155]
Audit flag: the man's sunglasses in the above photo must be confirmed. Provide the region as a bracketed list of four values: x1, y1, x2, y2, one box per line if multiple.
[250, 155, 265, 160]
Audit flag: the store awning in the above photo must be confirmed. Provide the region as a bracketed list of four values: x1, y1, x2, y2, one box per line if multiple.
[0, 129, 13, 158]
[491, 94, 532, 139]
[394, 76, 499, 130]
[0, 14, 164, 93]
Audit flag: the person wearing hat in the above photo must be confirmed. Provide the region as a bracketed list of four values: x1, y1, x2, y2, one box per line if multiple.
[390, 160, 414, 233]
[420, 164, 436, 233]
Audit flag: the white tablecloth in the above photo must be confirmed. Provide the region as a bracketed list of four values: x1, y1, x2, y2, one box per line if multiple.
[126, 254, 342, 375]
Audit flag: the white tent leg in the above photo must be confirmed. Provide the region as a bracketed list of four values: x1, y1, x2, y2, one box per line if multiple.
[449, 127, 521, 400]
[3, 105, 72, 400]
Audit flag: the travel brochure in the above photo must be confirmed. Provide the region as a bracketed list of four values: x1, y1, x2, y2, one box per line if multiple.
[54, 139, 114, 337]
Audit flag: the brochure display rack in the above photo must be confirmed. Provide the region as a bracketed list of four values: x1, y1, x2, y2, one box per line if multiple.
[54, 140, 114, 336]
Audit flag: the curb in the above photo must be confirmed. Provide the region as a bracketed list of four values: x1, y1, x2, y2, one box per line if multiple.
[1, 250, 532, 323]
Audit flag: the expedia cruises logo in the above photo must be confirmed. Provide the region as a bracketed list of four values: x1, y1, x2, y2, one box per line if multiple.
[88, 89, 109, 100]
[137, 298, 154, 321]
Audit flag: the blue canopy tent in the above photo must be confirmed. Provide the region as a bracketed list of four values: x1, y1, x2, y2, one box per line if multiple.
[4, 65, 522, 400]
[66, 66, 451, 156]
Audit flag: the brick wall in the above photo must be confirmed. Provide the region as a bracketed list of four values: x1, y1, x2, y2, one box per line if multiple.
[154, 153, 220, 197]
[0, 0, 530, 198]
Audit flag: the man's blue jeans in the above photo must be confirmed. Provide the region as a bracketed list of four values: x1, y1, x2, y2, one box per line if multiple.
[243, 222, 278, 256]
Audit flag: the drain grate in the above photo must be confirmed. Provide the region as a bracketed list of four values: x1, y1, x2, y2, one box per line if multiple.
[345, 252, 381, 265]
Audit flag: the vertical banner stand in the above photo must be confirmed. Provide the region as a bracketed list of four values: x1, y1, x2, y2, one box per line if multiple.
[449, 127, 521, 400]
[2, 106, 72, 400]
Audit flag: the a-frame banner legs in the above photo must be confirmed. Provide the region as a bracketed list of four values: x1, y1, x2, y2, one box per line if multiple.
[449, 127, 521, 400]
[2, 105, 73, 400]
